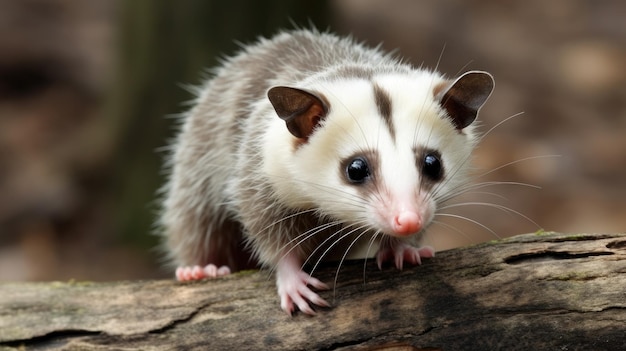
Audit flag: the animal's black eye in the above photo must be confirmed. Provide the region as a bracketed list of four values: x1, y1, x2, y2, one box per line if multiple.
[422, 153, 443, 181]
[346, 157, 370, 184]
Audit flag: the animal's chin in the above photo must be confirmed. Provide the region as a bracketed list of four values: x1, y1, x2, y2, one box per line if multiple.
[382, 230, 421, 239]
[371, 222, 421, 239]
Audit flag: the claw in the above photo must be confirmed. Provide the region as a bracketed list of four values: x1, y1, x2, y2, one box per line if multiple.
[376, 243, 434, 270]
[276, 252, 330, 316]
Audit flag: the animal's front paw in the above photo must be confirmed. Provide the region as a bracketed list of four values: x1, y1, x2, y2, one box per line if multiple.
[276, 254, 330, 316]
[175, 264, 231, 281]
[376, 243, 435, 270]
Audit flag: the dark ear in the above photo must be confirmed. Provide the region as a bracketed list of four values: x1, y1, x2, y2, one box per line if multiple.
[435, 71, 494, 130]
[267, 86, 328, 139]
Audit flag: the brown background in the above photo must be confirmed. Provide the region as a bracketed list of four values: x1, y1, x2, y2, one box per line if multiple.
[0, 0, 624, 281]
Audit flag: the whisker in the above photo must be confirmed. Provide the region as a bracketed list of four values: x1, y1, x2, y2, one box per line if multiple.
[317, 84, 373, 153]
[439, 201, 541, 229]
[477, 111, 525, 142]
[435, 43, 447, 73]
[435, 212, 500, 239]
[475, 155, 561, 179]
[413, 44, 445, 148]
[462, 190, 510, 202]
[333, 228, 372, 299]
[259, 208, 320, 233]
[430, 219, 472, 242]
[435, 181, 541, 205]
[269, 221, 343, 277]
[166, 158, 372, 211]
[363, 230, 382, 285]
[452, 59, 474, 78]
[308, 222, 372, 280]
[301, 224, 353, 268]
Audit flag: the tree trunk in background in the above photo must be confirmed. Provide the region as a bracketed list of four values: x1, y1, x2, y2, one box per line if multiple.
[110, 0, 332, 249]
[2, 232, 625, 350]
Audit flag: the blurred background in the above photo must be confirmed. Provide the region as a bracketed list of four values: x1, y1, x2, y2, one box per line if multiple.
[0, 0, 624, 281]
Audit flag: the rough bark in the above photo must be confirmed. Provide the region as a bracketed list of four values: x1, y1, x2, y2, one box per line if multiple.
[1, 232, 625, 350]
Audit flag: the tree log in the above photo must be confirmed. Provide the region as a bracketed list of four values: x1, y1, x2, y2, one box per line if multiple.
[1, 232, 625, 350]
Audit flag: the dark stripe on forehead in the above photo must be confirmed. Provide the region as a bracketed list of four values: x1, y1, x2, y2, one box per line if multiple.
[372, 83, 395, 141]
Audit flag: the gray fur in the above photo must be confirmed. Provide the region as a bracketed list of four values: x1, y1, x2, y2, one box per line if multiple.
[159, 29, 414, 269]
[157, 30, 491, 272]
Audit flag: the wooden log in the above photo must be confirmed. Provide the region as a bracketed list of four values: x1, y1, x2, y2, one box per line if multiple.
[1, 232, 625, 350]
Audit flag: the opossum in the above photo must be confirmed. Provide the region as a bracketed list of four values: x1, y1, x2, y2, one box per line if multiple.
[159, 29, 494, 315]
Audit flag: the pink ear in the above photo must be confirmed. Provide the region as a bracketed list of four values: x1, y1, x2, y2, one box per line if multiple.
[435, 71, 494, 130]
[267, 86, 328, 139]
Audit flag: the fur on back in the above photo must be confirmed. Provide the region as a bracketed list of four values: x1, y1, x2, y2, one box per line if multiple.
[159, 29, 479, 268]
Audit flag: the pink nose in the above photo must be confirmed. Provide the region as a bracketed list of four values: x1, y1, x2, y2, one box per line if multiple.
[392, 211, 422, 236]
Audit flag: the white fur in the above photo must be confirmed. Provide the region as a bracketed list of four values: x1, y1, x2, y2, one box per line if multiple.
[263, 70, 477, 239]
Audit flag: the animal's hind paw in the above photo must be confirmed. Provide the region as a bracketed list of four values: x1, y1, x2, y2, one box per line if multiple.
[175, 264, 231, 281]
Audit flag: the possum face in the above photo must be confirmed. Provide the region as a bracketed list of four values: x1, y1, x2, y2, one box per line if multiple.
[266, 70, 494, 238]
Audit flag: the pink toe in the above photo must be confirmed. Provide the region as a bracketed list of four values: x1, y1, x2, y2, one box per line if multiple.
[175, 267, 185, 281]
[191, 266, 205, 280]
[204, 264, 217, 277]
[419, 246, 435, 258]
[217, 265, 231, 276]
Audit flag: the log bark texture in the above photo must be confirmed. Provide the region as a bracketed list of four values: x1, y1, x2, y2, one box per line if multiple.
[1, 232, 625, 350]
